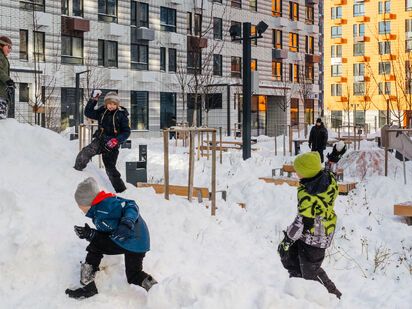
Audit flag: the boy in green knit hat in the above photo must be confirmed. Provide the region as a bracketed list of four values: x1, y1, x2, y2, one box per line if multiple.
[278, 151, 342, 299]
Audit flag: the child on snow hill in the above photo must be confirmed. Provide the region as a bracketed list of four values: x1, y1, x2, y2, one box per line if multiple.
[74, 91, 130, 193]
[326, 140, 347, 173]
[65, 177, 157, 299]
[277, 151, 342, 299]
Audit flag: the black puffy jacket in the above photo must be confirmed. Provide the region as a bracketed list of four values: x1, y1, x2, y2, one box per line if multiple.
[309, 123, 328, 151]
[84, 99, 131, 144]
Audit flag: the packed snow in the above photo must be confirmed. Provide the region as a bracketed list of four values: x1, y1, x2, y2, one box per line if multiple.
[0, 119, 411, 308]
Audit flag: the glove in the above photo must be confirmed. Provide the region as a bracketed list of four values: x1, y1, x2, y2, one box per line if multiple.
[112, 218, 135, 241]
[74, 223, 96, 242]
[105, 138, 119, 150]
[91, 89, 102, 100]
[5, 79, 15, 88]
[277, 231, 294, 257]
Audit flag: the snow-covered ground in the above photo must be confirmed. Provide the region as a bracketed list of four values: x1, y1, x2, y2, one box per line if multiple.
[0, 119, 411, 309]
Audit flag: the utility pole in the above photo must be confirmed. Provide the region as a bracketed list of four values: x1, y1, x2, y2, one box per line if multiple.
[74, 70, 90, 138]
[242, 22, 252, 160]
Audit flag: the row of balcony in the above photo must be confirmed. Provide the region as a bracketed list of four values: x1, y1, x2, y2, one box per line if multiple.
[334, 95, 397, 103]
[272, 49, 320, 63]
[331, 74, 395, 83]
[331, 34, 397, 45]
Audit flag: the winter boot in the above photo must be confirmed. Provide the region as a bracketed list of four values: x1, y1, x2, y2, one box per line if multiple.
[80, 262, 98, 285]
[141, 275, 158, 291]
[329, 287, 342, 299]
[65, 281, 98, 299]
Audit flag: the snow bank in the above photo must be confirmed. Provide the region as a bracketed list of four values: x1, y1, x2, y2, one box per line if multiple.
[0, 119, 411, 309]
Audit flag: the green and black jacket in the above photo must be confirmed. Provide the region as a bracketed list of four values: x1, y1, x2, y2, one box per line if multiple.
[0, 49, 10, 100]
[286, 170, 339, 248]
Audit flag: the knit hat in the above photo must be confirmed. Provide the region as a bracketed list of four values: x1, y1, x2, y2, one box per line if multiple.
[104, 91, 120, 106]
[74, 177, 100, 206]
[0, 36, 12, 47]
[316, 118, 322, 123]
[293, 151, 323, 179]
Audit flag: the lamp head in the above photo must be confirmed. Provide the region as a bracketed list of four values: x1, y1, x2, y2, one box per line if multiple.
[256, 21, 268, 36]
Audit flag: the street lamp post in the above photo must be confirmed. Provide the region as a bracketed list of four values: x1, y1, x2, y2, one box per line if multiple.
[74, 70, 90, 137]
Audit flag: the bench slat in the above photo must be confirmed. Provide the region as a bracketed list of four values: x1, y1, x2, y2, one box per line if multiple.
[137, 183, 210, 198]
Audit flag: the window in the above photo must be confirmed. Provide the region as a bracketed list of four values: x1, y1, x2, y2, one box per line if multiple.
[379, 41, 391, 54]
[289, 63, 299, 82]
[379, 21, 391, 34]
[231, 21, 242, 43]
[331, 111, 343, 128]
[98, 40, 118, 67]
[20, 0, 45, 11]
[130, 91, 148, 130]
[289, 2, 299, 21]
[251, 25, 258, 46]
[272, 60, 282, 81]
[61, 35, 83, 64]
[213, 17, 222, 39]
[160, 92, 176, 129]
[98, 0, 118, 23]
[187, 12, 192, 35]
[306, 5, 314, 24]
[19, 83, 29, 102]
[305, 36, 314, 54]
[331, 84, 342, 96]
[194, 13, 202, 36]
[304, 99, 314, 124]
[408, 0, 412, 11]
[250, 0, 257, 11]
[406, 19, 412, 33]
[205, 93, 223, 110]
[62, 0, 83, 16]
[353, 63, 365, 76]
[231, 0, 241, 9]
[331, 64, 342, 76]
[353, 110, 365, 125]
[131, 1, 149, 28]
[378, 1, 390, 14]
[379, 62, 391, 74]
[272, 0, 282, 17]
[169, 48, 176, 72]
[406, 39, 412, 52]
[19, 30, 28, 60]
[353, 42, 365, 56]
[160, 7, 176, 32]
[306, 63, 314, 83]
[353, 24, 365, 37]
[331, 7, 342, 19]
[331, 26, 342, 38]
[213, 54, 222, 76]
[378, 82, 391, 94]
[160, 47, 166, 71]
[353, 82, 365, 95]
[290, 98, 299, 125]
[251, 59, 257, 71]
[231, 56, 242, 78]
[187, 51, 201, 74]
[273, 29, 283, 49]
[131, 43, 148, 70]
[353, 3, 365, 16]
[289, 32, 299, 52]
[33, 31, 45, 62]
[331, 45, 342, 58]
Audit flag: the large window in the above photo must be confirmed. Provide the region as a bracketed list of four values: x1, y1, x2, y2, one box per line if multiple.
[61, 35, 83, 64]
[160, 92, 176, 129]
[194, 13, 202, 36]
[353, 82, 365, 95]
[379, 62, 391, 75]
[273, 29, 283, 49]
[205, 93, 223, 110]
[131, 43, 148, 70]
[353, 24, 365, 37]
[306, 5, 314, 24]
[378, 1, 391, 14]
[213, 17, 222, 39]
[213, 54, 222, 76]
[353, 3, 365, 16]
[379, 41, 391, 54]
[98, 40, 118, 67]
[331, 84, 342, 96]
[304, 99, 314, 125]
[305, 36, 314, 54]
[306, 63, 314, 83]
[231, 21, 242, 44]
[331, 26, 342, 38]
[378, 82, 391, 94]
[290, 98, 299, 126]
[160, 7, 176, 32]
[331, 6, 342, 19]
[331, 64, 342, 77]
[231, 0, 242, 9]
[19, 83, 29, 102]
[130, 91, 148, 130]
[331, 110, 342, 128]
[272, 0, 282, 17]
[131, 1, 149, 28]
[187, 51, 202, 74]
[19, 30, 28, 60]
[353, 42, 365, 56]
[231, 56, 241, 78]
[272, 60, 282, 81]
[289, 63, 299, 83]
[379, 21, 391, 34]
[250, 0, 257, 11]
[169, 48, 176, 72]
[289, 2, 299, 21]
[20, 0, 45, 11]
[407, 0, 412, 11]
[353, 63, 365, 76]
[98, 0, 118, 23]
[331, 45, 342, 58]
[62, 0, 83, 16]
[160, 47, 166, 71]
[33, 31, 45, 62]
[289, 32, 299, 52]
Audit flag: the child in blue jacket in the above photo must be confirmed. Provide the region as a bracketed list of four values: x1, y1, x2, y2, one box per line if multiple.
[66, 177, 157, 299]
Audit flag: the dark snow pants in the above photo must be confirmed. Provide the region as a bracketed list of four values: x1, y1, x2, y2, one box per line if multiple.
[86, 231, 149, 286]
[0, 97, 8, 120]
[280, 240, 339, 295]
[74, 138, 127, 193]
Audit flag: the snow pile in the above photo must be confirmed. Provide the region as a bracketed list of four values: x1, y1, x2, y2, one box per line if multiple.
[0, 119, 411, 309]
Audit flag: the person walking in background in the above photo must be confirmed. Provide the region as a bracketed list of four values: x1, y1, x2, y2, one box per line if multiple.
[74, 91, 130, 193]
[308, 118, 328, 163]
[0, 36, 14, 119]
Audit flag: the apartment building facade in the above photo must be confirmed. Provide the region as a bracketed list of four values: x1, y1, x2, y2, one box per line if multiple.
[0, 0, 321, 137]
[325, 0, 412, 130]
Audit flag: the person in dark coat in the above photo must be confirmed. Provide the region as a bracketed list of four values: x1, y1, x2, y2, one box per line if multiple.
[66, 177, 157, 299]
[74, 91, 130, 193]
[0, 36, 14, 119]
[308, 118, 328, 163]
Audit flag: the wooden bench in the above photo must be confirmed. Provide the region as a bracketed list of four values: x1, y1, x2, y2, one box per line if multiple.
[199, 145, 230, 152]
[136, 183, 227, 202]
[259, 177, 356, 195]
[394, 201, 412, 225]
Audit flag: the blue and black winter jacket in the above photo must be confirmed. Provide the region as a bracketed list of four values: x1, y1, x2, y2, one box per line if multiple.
[86, 192, 150, 253]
